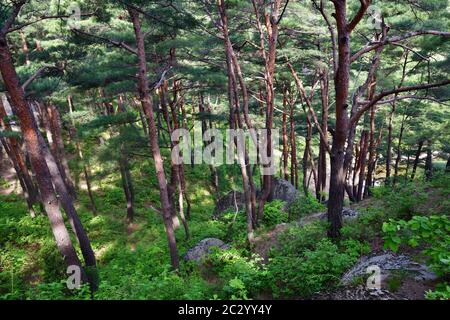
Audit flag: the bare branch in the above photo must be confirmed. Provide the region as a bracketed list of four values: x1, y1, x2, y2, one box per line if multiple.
[350, 80, 450, 125]
[7, 12, 95, 34]
[72, 28, 137, 55]
[287, 61, 331, 154]
[276, 0, 290, 25]
[368, 94, 450, 107]
[347, 0, 371, 33]
[149, 67, 172, 92]
[21, 65, 55, 91]
[351, 30, 450, 62]
[313, 0, 337, 73]
[1, 0, 26, 35]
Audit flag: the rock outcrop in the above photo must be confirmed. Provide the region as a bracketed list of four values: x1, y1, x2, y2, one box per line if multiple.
[184, 238, 230, 262]
[212, 191, 245, 218]
[312, 285, 405, 300]
[341, 207, 359, 219]
[315, 207, 360, 221]
[341, 251, 437, 285]
[213, 179, 299, 217]
[270, 178, 299, 208]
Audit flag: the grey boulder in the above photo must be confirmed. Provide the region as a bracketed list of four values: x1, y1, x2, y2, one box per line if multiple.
[213, 191, 245, 218]
[341, 251, 437, 285]
[270, 178, 299, 208]
[213, 179, 299, 217]
[184, 238, 230, 262]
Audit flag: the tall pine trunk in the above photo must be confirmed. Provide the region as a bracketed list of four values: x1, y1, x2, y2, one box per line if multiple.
[317, 68, 329, 202]
[357, 130, 369, 202]
[47, 103, 76, 198]
[411, 140, 424, 180]
[68, 96, 97, 214]
[424, 143, 433, 181]
[385, 104, 394, 185]
[39, 101, 76, 200]
[288, 95, 298, 189]
[282, 87, 289, 181]
[0, 97, 39, 214]
[218, 0, 256, 242]
[160, 81, 189, 239]
[327, 0, 351, 238]
[364, 105, 376, 198]
[393, 115, 406, 184]
[0, 35, 86, 280]
[116, 96, 136, 224]
[128, 7, 179, 269]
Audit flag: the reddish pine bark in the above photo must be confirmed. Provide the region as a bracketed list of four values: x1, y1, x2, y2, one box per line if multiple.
[67, 95, 97, 214]
[0, 96, 39, 214]
[0, 34, 86, 278]
[128, 7, 179, 269]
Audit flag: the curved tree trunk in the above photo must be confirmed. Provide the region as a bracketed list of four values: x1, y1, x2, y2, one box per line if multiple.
[218, 0, 256, 242]
[364, 105, 376, 198]
[282, 87, 289, 181]
[288, 95, 298, 190]
[39, 101, 76, 200]
[160, 81, 189, 238]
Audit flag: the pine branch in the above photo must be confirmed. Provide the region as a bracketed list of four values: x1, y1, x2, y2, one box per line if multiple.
[347, 0, 371, 33]
[351, 30, 450, 62]
[72, 28, 138, 55]
[351, 80, 450, 125]
[1, 0, 26, 35]
[21, 65, 56, 91]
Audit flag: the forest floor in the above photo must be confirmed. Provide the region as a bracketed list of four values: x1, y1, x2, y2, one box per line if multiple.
[0, 157, 20, 195]
[0, 157, 448, 299]
[253, 194, 443, 300]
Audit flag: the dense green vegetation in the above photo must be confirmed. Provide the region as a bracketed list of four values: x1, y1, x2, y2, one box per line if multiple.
[0, 0, 449, 301]
[1, 168, 449, 299]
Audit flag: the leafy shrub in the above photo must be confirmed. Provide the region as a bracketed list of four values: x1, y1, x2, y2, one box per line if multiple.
[39, 242, 67, 282]
[102, 187, 125, 207]
[429, 172, 450, 195]
[341, 208, 386, 242]
[267, 221, 368, 298]
[268, 239, 361, 298]
[274, 221, 328, 254]
[26, 281, 91, 300]
[263, 200, 288, 227]
[288, 193, 326, 220]
[224, 277, 249, 300]
[374, 182, 427, 219]
[371, 185, 391, 199]
[339, 239, 371, 259]
[95, 262, 212, 300]
[0, 177, 10, 189]
[382, 215, 450, 276]
[425, 282, 450, 300]
[219, 210, 247, 243]
[205, 247, 268, 299]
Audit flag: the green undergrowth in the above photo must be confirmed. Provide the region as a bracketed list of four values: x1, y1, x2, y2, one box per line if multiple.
[1, 166, 449, 299]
